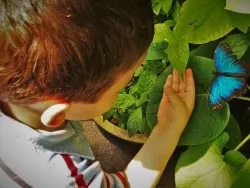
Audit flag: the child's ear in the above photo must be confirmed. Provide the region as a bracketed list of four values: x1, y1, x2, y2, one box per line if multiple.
[41, 104, 69, 127]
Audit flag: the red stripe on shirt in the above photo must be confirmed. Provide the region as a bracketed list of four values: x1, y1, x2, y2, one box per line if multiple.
[61, 154, 78, 176]
[104, 174, 110, 188]
[61, 154, 88, 188]
[115, 172, 128, 188]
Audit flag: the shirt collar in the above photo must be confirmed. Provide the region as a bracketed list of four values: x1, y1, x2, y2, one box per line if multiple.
[0, 110, 95, 160]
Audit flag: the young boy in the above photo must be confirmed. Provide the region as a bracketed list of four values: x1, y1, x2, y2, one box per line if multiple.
[0, 0, 195, 187]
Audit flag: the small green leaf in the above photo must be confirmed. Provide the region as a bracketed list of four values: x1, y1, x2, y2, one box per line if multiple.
[146, 41, 168, 60]
[225, 115, 242, 150]
[160, 0, 173, 15]
[136, 92, 148, 107]
[222, 33, 250, 59]
[127, 107, 143, 136]
[112, 112, 120, 120]
[172, 1, 181, 23]
[129, 85, 138, 95]
[113, 94, 136, 109]
[137, 71, 154, 94]
[152, 0, 161, 15]
[175, 133, 241, 188]
[228, 11, 250, 33]
[134, 66, 145, 77]
[225, 0, 250, 14]
[231, 159, 250, 188]
[175, 0, 234, 44]
[224, 150, 247, 168]
[103, 108, 115, 121]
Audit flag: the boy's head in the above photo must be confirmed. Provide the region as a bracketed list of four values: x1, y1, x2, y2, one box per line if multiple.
[0, 0, 153, 120]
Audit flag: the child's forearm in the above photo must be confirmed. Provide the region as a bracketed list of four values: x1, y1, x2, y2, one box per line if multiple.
[125, 123, 182, 188]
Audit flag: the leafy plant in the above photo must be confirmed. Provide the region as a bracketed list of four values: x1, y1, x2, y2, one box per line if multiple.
[103, 0, 250, 186]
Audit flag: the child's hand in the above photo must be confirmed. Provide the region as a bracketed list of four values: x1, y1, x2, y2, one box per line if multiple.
[157, 69, 195, 136]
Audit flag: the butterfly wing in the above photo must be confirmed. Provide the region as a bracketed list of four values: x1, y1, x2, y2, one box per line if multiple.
[209, 75, 246, 109]
[214, 44, 246, 75]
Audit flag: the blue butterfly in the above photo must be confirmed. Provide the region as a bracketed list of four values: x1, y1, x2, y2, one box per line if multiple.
[209, 43, 247, 110]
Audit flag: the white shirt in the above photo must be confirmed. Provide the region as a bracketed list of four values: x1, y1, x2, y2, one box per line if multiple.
[0, 110, 128, 188]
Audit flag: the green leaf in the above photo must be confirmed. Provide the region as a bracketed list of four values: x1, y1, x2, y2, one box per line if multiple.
[224, 150, 247, 168]
[103, 108, 115, 121]
[190, 41, 219, 59]
[127, 107, 143, 136]
[231, 159, 250, 188]
[146, 41, 168, 60]
[225, 115, 242, 150]
[225, 0, 250, 14]
[179, 56, 230, 145]
[172, 1, 181, 24]
[134, 66, 145, 77]
[146, 66, 174, 129]
[152, 0, 162, 15]
[222, 33, 250, 59]
[166, 34, 189, 74]
[137, 71, 154, 94]
[113, 94, 136, 109]
[228, 12, 250, 33]
[160, 0, 173, 15]
[175, 0, 234, 44]
[175, 133, 241, 188]
[128, 85, 138, 95]
[136, 92, 148, 107]
[147, 56, 230, 145]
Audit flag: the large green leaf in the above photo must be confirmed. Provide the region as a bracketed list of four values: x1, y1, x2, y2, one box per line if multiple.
[228, 11, 250, 33]
[175, 0, 234, 44]
[160, 0, 173, 15]
[224, 115, 242, 150]
[175, 133, 241, 188]
[231, 159, 250, 188]
[225, 0, 250, 14]
[166, 34, 189, 74]
[127, 107, 143, 136]
[179, 56, 230, 145]
[222, 33, 250, 59]
[146, 56, 230, 145]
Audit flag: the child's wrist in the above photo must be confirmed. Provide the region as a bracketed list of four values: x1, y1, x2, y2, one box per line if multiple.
[153, 122, 184, 140]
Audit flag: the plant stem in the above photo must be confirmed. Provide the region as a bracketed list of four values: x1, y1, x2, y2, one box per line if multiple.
[233, 96, 250, 101]
[234, 134, 250, 151]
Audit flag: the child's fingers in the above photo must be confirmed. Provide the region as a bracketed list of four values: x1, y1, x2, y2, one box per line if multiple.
[162, 75, 172, 103]
[179, 74, 186, 93]
[172, 69, 180, 93]
[165, 74, 172, 88]
[185, 69, 195, 94]
[165, 86, 183, 106]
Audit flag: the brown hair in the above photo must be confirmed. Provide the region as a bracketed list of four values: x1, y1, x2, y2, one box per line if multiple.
[0, 0, 153, 104]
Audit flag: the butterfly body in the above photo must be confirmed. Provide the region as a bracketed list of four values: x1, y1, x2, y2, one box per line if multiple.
[209, 43, 247, 109]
